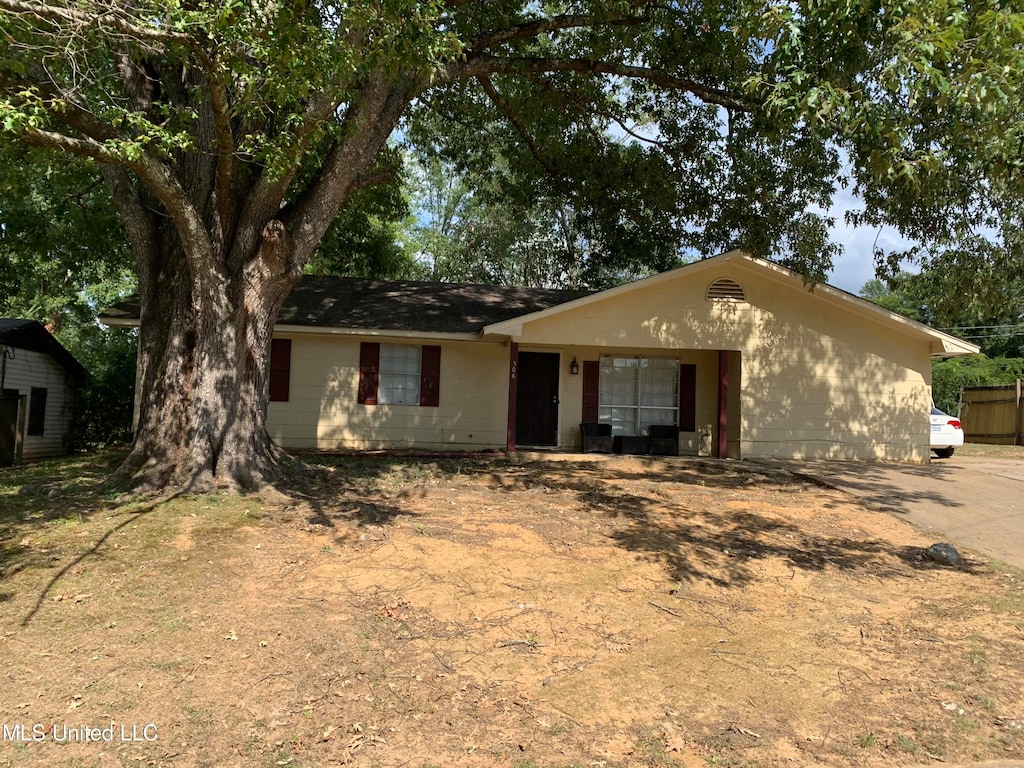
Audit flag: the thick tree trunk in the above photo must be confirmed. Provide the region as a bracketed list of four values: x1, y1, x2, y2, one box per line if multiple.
[95, 64, 417, 494]
[115, 220, 302, 493]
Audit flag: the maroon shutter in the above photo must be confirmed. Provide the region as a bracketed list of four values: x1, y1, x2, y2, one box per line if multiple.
[269, 339, 292, 402]
[358, 342, 380, 405]
[679, 363, 696, 432]
[419, 345, 441, 407]
[582, 360, 600, 423]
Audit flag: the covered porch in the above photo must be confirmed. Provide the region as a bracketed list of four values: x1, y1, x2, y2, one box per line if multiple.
[503, 342, 742, 460]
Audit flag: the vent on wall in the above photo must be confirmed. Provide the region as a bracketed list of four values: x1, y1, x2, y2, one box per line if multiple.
[706, 278, 746, 302]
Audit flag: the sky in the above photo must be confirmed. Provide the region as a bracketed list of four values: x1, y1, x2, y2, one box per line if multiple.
[822, 186, 915, 296]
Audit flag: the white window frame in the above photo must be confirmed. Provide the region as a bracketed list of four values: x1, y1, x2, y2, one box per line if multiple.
[598, 355, 679, 436]
[378, 344, 421, 405]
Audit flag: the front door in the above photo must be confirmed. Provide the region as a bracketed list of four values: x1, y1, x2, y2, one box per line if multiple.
[515, 352, 560, 446]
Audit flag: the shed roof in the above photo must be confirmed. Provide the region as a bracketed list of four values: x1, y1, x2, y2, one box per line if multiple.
[0, 319, 88, 380]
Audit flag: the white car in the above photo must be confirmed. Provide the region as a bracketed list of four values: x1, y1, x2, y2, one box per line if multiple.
[930, 406, 964, 458]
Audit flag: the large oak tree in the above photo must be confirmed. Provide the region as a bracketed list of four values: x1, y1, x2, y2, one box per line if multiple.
[2, 0, 1021, 491]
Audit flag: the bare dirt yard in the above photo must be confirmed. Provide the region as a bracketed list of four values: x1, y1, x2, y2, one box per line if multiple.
[1, 450, 1023, 768]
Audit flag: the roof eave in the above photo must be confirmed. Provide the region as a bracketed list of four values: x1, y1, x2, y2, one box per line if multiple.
[482, 250, 982, 356]
[100, 314, 484, 342]
[273, 324, 482, 342]
[756, 270, 982, 357]
[0, 319, 89, 380]
[931, 339, 981, 358]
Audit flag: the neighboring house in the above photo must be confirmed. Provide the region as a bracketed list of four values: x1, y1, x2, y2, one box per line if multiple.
[101, 251, 979, 462]
[0, 319, 88, 465]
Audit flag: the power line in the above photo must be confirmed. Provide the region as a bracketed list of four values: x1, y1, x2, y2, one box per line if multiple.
[951, 332, 1024, 341]
[939, 324, 1024, 332]
[937, 324, 1024, 342]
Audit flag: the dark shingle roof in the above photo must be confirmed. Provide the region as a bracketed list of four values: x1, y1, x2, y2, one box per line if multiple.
[0, 319, 88, 380]
[277, 276, 590, 333]
[102, 276, 592, 335]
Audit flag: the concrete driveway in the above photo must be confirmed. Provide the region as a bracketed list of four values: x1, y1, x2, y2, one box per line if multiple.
[759, 455, 1024, 570]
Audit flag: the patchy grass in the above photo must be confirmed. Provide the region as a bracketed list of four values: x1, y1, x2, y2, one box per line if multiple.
[958, 442, 1024, 459]
[1, 451, 1023, 767]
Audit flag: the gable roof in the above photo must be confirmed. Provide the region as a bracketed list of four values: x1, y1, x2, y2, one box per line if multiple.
[101, 276, 591, 337]
[0, 319, 88, 380]
[482, 250, 980, 357]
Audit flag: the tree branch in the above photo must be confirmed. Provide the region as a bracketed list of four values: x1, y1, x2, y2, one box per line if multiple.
[476, 74, 562, 179]
[350, 168, 399, 194]
[126, 155, 218, 285]
[467, 14, 646, 55]
[285, 76, 423, 262]
[0, 0, 216, 69]
[447, 55, 755, 112]
[21, 121, 216, 283]
[2, 75, 119, 145]
[605, 112, 672, 147]
[1, 0, 194, 66]
[226, 89, 343, 274]
[98, 164, 157, 285]
[207, 76, 237, 246]
[21, 126, 119, 162]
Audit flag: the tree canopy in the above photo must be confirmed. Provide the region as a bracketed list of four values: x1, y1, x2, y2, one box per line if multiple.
[2, 0, 1022, 490]
[0, 144, 134, 324]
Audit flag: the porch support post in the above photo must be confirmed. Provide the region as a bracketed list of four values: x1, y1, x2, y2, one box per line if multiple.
[717, 350, 729, 460]
[506, 342, 519, 453]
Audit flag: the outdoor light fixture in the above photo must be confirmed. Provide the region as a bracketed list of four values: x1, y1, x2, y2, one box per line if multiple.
[569, 357, 580, 375]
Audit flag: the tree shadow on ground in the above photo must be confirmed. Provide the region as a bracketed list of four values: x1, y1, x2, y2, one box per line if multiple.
[762, 459, 966, 515]
[476, 457, 985, 589]
[16, 494, 184, 626]
[0, 451, 129, 588]
[0, 451, 421, 614]
[2, 451, 983, 622]
[282, 454, 444, 537]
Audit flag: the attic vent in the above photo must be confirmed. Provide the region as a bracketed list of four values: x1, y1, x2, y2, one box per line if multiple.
[706, 278, 746, 302]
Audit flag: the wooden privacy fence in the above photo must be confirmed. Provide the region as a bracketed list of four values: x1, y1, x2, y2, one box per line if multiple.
[959, 380, 1024, 445]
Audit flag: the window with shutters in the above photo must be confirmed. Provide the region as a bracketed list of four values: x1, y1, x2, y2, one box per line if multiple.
[379, 344, 421, 405]
[359, 342, 441, 407]
[598, 356, 678, 435]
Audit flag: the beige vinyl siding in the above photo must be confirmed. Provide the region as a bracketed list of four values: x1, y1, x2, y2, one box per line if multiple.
[734, 268, 929, 461]
[267, 334, 510, 451]
[513, 261, 932, 462]
[1, 347, 75, 460]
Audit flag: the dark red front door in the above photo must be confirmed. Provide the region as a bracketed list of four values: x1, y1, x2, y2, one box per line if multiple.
[515, 352, 560, 446]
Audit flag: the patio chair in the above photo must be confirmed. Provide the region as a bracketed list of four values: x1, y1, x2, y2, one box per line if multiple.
[580, 422, 613, 453]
